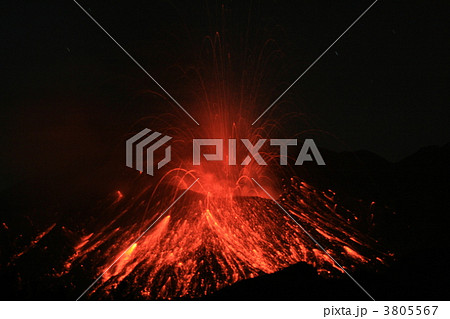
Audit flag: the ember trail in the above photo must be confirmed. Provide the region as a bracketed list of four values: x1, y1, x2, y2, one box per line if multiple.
[61, 175, 387, 300]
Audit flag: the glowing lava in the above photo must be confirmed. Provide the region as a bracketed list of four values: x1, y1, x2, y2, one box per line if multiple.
[62, 177, 387, 300]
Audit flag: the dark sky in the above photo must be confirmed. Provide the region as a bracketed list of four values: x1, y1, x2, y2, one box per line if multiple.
[1, 0, 449, 188]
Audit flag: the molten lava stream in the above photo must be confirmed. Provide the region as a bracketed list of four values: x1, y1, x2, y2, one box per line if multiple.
[65, 178, 387, 300]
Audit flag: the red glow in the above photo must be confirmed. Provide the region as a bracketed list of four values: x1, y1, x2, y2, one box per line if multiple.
[60, 32, 389, 300]
[63, 176, 387, 299]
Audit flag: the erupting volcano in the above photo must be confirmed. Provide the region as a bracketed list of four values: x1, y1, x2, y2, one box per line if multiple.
[47, 23, 391, 300]
[2, 0, 449, 304]
[57, 171, 387, 300]
[4, 8, 391, 299]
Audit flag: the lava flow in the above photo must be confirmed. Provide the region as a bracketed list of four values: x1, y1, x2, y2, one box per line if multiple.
[59, 174, 387, 300]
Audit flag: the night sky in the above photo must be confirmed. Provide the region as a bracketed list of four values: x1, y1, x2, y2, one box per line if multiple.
[1, 0, 449, 190]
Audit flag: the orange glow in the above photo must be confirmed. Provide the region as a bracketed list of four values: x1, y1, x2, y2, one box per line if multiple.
[60, 31, 389, 299]
[64, 177, 387, 299]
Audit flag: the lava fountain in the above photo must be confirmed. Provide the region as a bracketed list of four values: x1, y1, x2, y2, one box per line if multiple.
[57, 28, 389, 299]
